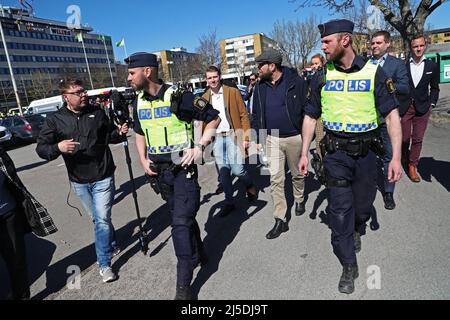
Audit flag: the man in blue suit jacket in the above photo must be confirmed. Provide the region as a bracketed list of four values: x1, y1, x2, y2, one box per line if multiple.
[371, 31, 410, 210]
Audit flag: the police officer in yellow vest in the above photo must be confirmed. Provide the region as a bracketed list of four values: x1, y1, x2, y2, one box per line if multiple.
[299, 20, 403, 294]
[126, 52, 220, 300]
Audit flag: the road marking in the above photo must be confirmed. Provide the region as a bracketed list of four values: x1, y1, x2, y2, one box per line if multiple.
[58, 163, 65, 167]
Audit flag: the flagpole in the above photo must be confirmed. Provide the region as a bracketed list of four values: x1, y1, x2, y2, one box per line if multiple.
[102, 36, 115, 87]
[123, 41, 129, 60]
[79, 32, 94, 89]
[0, 16, 22, 115]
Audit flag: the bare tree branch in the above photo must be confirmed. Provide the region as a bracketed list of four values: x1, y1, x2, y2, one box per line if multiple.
[270, 17, 320, 70]
[196, 30, 221, 69]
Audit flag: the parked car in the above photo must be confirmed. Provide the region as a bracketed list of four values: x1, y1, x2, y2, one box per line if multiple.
[0, 125, 13, 146]
[24, 114, 46, 139]
[0, 116, 36, 144]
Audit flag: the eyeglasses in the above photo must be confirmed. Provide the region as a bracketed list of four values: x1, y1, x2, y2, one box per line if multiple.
[66, 89, 87, 97]
[250, 78, 257, 82]
[257, 62, 269, 69]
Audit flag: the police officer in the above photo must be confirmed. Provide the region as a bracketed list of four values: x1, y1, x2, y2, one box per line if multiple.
[299, 20, 403, 294]
[126, 52, 220, 300]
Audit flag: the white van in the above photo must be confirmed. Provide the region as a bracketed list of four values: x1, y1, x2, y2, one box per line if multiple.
[28, 95, 64, 116]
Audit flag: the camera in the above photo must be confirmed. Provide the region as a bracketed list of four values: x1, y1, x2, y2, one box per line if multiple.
[108, 88, 136, 126]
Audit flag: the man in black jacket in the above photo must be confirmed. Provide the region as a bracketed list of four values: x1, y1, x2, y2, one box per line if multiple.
[401, 35, 440, 182]
[252, 49, 308, 240]
[36, 78, 128, 283]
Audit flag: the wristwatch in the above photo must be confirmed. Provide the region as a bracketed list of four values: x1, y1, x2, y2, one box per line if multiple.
[194, 143, 206, 151]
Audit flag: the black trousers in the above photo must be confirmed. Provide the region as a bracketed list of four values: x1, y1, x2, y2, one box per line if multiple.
[0, 210, 30, 300]
[160, 166, 202, 287]
[323, 150, 377, 266]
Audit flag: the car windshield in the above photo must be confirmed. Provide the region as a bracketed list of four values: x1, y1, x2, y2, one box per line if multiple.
[0, 118, 12, 128]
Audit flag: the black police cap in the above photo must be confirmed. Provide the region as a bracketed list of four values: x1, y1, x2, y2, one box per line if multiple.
[125, 52, 159, 68]
[255, 48, 283, 65]
[318, 19, 354, 37]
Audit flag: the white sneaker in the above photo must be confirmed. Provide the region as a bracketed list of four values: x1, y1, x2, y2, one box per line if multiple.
[99, 267, 117, 283]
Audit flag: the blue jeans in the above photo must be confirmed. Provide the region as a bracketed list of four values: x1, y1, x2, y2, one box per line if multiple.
[380, 124, 395, 193]
[213, 135, 253, 204]
[71, 175, 117, 268]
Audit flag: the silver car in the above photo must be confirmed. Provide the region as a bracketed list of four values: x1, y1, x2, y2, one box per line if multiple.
[0, 125, 13, 146]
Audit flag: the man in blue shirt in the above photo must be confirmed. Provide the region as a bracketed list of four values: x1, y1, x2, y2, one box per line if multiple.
[252, 49, 309, 240]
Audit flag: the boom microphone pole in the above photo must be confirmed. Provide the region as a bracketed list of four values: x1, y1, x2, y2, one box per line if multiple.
[109, 91, 148, 255]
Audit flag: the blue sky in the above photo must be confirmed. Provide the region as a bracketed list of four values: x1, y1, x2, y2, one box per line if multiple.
[1, 0, 449, 62]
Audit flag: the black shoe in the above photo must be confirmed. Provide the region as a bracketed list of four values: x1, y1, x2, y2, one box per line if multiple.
[199, 249, 208, 267]
[266, 218, 289, 239]
[174, 285, 192, 300]
[354, 232, 361, 253]
[218, 204, 235, 217]
[215, 184, 223, 194]
[338, 264, 359, 294]
[383, 192, 396, 210]
[246, 186, 258, 202]
[295, 202, 306, 216]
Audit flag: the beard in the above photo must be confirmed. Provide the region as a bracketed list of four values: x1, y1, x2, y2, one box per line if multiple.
[260, 71, 273, 82]
[329, 44, 345, 63]
[132, 75, 150, 91]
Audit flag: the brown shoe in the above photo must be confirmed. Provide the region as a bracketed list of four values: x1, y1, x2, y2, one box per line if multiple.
[408, 164, 421, 183]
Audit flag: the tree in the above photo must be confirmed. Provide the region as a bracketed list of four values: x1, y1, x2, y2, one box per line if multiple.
[298, 16, 321, 68]
[115, 63, 129, 87]
[29, 70, 56, 100]
[228, 51, 254, 84]
[270, 16, 320, 70]
[91, 67, 114, 88]
[196, 30, 221, 69]
[270, 19, 301, 68]
[291, 0, 449, 52]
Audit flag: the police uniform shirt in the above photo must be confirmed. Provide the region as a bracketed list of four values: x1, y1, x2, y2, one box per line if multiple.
[133, 83, 219, 163]
[306, 55, 398, 137]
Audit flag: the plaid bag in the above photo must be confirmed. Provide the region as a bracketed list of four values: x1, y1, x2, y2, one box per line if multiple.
[0, 153, 58, 237]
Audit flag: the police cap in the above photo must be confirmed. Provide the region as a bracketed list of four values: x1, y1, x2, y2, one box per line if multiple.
[125, 52, 159, 69]
[318, 19, 354, 38]
[255, 48, 283, 65]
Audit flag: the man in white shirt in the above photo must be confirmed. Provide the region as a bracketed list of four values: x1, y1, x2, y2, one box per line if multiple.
[402, 35, 440, 182]
[202, 66, 257, 217]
